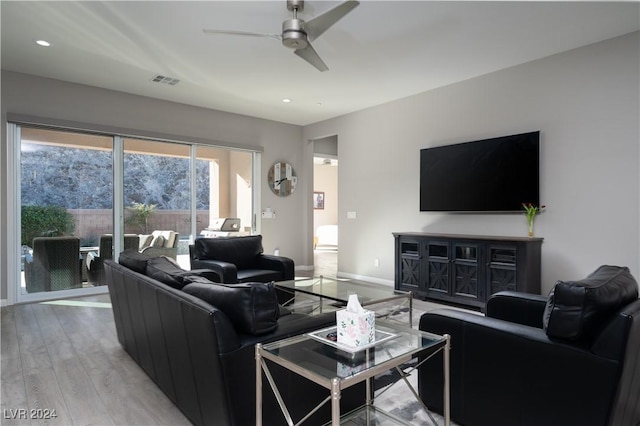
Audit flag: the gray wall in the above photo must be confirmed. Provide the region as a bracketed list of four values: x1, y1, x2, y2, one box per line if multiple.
[2, 32, 639, 301]
[303, 32, 640, 294]
[314, 135, 338, 157]
[1, 71, 310, 301]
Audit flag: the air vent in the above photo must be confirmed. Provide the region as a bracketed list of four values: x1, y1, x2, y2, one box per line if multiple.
[151, 74, 180, 86]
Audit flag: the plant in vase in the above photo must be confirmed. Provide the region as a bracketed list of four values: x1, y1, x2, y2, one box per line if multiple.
[522, 203, 545, 237]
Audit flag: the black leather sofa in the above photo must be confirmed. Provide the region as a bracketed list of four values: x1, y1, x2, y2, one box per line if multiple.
[189, 235, 294, 283]
[418, 265, 640, 426]
[105, 251, 363, 426]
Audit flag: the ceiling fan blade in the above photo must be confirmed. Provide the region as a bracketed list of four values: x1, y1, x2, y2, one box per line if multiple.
[304, 0, 359, 42]
[294, 43, 329, 72]
[203, 29, 281, 40]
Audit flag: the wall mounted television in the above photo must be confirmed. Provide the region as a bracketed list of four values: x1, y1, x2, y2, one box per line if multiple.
[420, 131, 540, 212]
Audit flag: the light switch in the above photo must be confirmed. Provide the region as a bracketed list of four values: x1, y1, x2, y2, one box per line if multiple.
[347, 211, 357, 219]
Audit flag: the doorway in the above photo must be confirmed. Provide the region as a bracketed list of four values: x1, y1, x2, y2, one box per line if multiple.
[313, 156, 338, 276]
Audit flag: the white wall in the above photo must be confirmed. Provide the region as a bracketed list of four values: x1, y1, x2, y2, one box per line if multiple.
[303, 32, 640, 294]
[1, 71, 311, 300]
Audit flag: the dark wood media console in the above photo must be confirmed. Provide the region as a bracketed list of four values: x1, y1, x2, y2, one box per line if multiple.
[393, 233, 542, 310]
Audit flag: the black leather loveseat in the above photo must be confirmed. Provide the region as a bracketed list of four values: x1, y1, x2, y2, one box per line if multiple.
[105, 251, 362, 426]
[418, 265, 640, 426]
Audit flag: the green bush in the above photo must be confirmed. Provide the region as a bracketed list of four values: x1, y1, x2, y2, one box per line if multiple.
[21, 205, 75, 246]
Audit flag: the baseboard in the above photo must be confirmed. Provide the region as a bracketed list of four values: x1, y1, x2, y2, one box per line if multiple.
[292, 268, 394, 288]
[336, 272, 394, 287]
[0, 299, 7, 307]
[295, 265, 314, 272]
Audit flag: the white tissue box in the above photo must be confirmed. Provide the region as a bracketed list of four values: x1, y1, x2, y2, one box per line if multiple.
[336, 308, 375, 348]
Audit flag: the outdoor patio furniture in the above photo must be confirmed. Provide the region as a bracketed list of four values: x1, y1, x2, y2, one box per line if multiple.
[138, 230, 179, 259]
[86, 234, 140, 286]
[24, 236, 82, 293]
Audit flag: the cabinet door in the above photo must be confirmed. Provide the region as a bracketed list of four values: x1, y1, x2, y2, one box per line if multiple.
[398, 239, 421, 292]
[452, 243, 483, 301]
[425, 242, 450, 296]
[487, 245, 517, 294]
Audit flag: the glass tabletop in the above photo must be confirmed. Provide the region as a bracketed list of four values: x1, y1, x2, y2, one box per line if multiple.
[259, 322, 445, 386]
[276, 276, 409, 304]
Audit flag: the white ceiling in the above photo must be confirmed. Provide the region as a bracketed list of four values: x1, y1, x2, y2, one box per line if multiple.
[2, 1, 638, 126]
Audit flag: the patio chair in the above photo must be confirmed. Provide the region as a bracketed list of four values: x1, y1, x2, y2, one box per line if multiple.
[86, 234, 140, 286]
[24, 236, 82, 293]
[138, 230, 179, 259]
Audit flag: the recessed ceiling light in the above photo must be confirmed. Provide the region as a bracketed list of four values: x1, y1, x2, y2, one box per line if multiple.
[316, 102, 323, 106]
[35, 40, 51, 47]
[282, 98, 292, 103]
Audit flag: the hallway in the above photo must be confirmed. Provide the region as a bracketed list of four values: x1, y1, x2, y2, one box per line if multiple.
[312, 248, 338, 277]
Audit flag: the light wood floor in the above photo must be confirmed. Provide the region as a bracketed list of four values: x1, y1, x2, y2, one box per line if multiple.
[1, 251, 460, 426]
[1, 294, 192, 426]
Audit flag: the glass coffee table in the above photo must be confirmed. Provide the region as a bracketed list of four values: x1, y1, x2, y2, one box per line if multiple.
[256, 321, 450, 426]
[276, 276, 413, 325]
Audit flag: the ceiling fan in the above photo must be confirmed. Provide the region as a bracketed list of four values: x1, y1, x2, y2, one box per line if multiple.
[203, 0, 360, 72]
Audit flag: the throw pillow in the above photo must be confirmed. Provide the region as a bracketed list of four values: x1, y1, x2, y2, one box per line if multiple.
[151, 235, 166, 248]
[146, 256, 196, 290]
[183, 275, 216, 285]
[118, 249, 150, 274]
[139, 234, 153, 250]
[543, 265, 639, 341]
[182, 281, 279, 335]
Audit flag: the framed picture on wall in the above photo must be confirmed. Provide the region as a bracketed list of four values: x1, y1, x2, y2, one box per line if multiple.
[314, 192, 325, 210]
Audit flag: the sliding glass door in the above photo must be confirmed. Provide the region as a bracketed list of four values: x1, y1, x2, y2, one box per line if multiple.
[12, 123, 258, 304]
[20, 127, 113, 297]
[123, 138, 192, 269]
[195, 146, 254, 237]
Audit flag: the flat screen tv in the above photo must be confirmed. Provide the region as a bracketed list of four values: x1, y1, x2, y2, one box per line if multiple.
[420, 131, 539, 212]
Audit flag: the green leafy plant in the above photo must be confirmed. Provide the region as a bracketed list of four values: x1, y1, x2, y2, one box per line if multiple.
[126, 202, 156, 234]
[522, 203, 546, 236]
[21, 205, 75, 246]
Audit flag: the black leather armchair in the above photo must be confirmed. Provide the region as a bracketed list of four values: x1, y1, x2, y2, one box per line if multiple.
[189, 235, 294, 283]
[418, 265, 640, 426]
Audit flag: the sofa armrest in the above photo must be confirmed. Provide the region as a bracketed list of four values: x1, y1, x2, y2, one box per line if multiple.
[485, 290, 548, 328]
[191, 258, 238, 283]
[256, 254, 294, 280]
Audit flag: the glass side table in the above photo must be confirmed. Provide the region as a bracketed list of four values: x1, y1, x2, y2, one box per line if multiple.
[256, 321, 450, 426]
